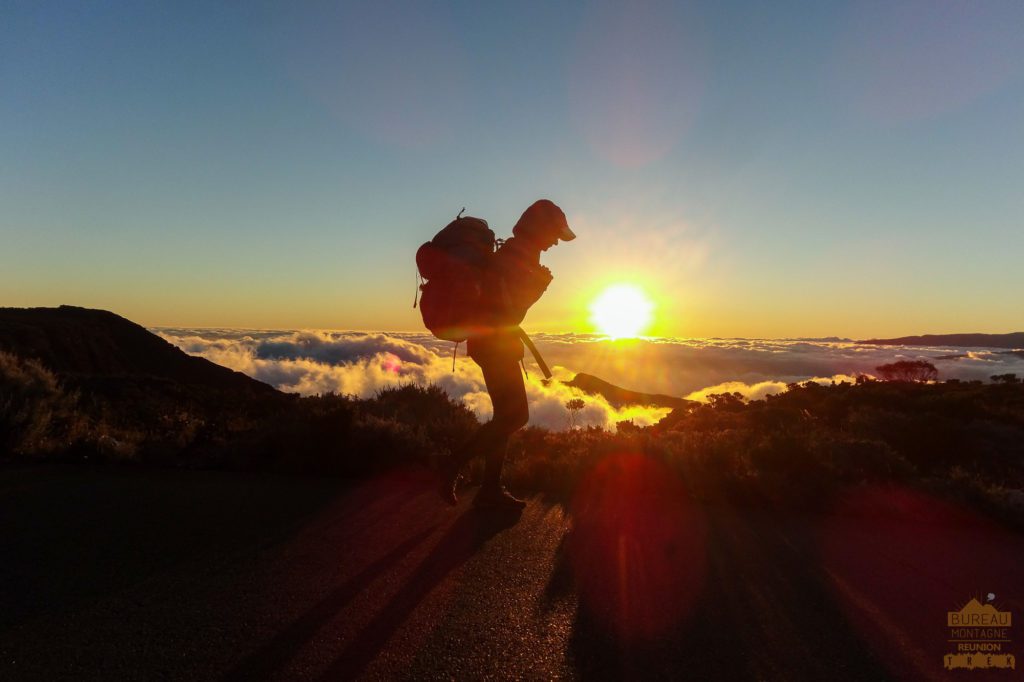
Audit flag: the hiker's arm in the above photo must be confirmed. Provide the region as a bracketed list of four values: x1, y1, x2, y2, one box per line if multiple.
[497, 260, 552, 322]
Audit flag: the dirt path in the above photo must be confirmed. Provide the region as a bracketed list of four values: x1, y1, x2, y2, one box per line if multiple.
[2, 464, 1021, 680]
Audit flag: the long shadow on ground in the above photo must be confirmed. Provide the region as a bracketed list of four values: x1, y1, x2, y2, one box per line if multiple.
[315, 506, 522, 680]
[223, 524, 438, 681]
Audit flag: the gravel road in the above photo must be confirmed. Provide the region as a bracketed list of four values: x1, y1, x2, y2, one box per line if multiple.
[2, 464, 1021, 680]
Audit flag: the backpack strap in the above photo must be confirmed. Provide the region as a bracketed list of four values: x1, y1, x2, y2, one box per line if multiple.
[515, 326, 551, 379]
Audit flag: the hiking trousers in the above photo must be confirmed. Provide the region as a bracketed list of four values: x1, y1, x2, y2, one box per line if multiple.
[457, 354, 528, 488]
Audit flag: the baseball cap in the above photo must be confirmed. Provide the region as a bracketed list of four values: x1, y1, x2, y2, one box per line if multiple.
[520, 199, 576, 241]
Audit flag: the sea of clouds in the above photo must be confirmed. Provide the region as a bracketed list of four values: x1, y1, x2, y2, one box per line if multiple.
[155, 328, 1024, 431]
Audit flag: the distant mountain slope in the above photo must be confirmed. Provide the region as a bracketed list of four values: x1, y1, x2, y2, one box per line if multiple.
[0, 305, 276, 396]
[857, 332, 1024, 349]
[563, 373, 692, 410]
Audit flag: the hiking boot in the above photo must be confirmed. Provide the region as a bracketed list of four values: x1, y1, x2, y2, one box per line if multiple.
[473, 486, 527, 511]
[438, 457, 461, 506]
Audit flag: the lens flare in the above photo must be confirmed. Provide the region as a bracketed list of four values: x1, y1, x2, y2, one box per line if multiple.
[568, 452, 706, 644]
[382, 352, 402, 374]
[590, 284, 654, 339]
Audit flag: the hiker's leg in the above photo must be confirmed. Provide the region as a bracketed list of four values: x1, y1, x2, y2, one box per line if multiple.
[441, 397, 502, 505]
[481, 432, 508, 489]
[480, 358, 528, 489]
[453, 409, 501, 467]
[451, 357, 527, 469]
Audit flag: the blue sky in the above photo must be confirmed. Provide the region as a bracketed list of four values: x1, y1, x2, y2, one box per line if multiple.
[3, 0, 1023, 336]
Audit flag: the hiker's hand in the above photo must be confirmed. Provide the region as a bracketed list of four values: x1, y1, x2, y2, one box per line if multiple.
[536, 266, 553, 291]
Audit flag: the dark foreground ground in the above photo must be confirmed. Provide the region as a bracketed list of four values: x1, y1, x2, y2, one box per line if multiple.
[1, 464, 1022, 681]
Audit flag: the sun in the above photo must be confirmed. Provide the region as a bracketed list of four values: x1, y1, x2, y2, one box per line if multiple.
[589, 284, 654, 339]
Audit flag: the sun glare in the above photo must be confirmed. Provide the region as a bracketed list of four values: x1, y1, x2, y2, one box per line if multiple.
[590, 284, 654, 339]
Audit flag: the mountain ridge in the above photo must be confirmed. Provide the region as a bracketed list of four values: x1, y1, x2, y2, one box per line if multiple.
[563, 372, 692, 410]
[0, 305, 278, 397]
[858, 332, 1024, 349]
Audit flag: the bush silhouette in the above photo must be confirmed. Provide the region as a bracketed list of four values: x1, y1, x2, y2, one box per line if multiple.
[875, 360, 938, 382]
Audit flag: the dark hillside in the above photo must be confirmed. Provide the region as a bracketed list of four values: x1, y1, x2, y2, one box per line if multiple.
[0, 305, 275, 396]
[0, 307, 473, 470]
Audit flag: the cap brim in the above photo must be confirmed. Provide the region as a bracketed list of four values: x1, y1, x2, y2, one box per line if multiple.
[558, 225, 576, 241]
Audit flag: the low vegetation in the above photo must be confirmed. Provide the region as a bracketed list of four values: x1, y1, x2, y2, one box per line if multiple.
[0, 351, 87, 457]
[0, 349, 477, 475]
[3, 349, 1022, 525]
[502, 378, 1022, 525]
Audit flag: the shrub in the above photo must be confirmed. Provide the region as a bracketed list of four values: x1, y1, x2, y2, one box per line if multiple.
[875, 360, 938, 382]
[0, 351, 84, 456]
[363, 383, 478, 459]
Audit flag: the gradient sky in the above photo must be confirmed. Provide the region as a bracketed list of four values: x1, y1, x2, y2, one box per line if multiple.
[3, 0, 1023, 338]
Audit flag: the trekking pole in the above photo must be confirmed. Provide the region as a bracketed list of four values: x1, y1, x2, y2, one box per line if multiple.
[516, 326, 552, 380]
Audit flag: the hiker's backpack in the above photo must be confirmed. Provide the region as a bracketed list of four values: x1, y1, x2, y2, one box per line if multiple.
[414, 210, 495, 342]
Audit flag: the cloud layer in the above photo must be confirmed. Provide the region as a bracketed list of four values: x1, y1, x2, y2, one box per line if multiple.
[156, 328, 1024, 430]
[156, 329, 671, 430]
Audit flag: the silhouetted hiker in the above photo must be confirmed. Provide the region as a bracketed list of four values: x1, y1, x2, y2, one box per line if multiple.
[434, 200, 575, 510]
